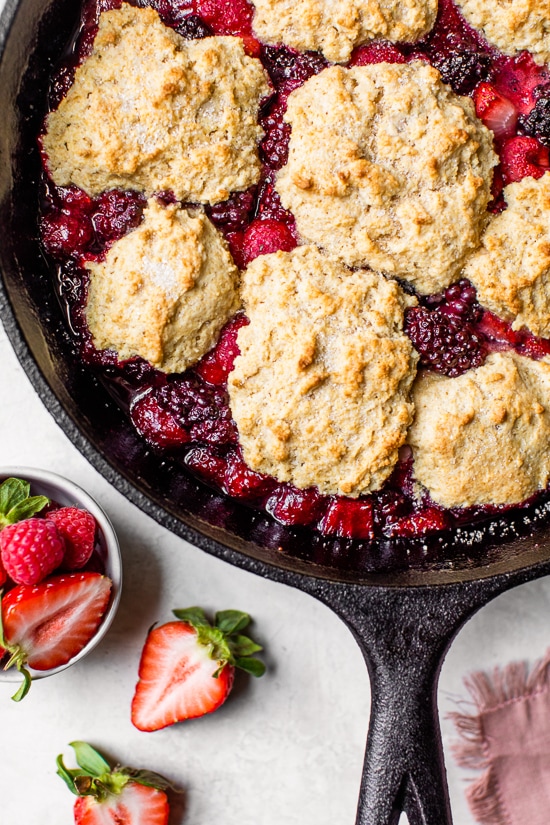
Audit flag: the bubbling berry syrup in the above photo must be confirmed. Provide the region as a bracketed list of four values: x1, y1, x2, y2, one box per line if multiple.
[38, 0, 550, 549]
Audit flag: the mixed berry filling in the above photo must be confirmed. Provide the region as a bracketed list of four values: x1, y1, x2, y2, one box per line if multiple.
[39, 0, 550, 548]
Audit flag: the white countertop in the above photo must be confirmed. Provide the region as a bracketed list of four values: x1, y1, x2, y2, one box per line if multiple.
[3, 309, 550, 825]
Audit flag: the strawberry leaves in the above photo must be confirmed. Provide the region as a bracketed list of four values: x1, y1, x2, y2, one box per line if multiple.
[172, 607, 266, 677]
[57, 742, 173, 800]
[0, 478, 49, 529]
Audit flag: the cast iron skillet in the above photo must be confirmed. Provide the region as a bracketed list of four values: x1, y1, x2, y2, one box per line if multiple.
[2, 2, 550, 822]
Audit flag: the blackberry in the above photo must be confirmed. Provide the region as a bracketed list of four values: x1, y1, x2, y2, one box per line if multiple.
[174, 14, 213, 39]
[261, 44, 327, 93]
[156, 376, 238, 447]
[432, 49, 493, 95]
[207, 188, 257, 232]
[259, 98, 291, 170]
[405, 307, 488, 376]
[518, 93, 550, 146]
[91, 189, 145, 247]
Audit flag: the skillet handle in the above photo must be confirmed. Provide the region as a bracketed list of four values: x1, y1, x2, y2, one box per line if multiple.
[320, 581, 497, 825]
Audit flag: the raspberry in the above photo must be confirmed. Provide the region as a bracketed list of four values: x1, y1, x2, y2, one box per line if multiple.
[256, 176, 295, 223]
[318, 498, 375, 540]
[349, 42, 406, 66]
[499, 136, 550, 185]
[242, 218, 297, 265]
[40, 211, 94, 259]
[195, 313, 249, 385]
[0, 519, 65, 585]
[48, 507, 97, 570]
[185, 447, 228, 488]
[493, 52, 549, 115]
[131, 393, 190, 449]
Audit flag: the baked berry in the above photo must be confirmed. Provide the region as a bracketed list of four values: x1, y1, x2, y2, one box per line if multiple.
[207, 188, 257, 232]
[473, 82, 518, 139]
[432, 49, 493, 94]
[154, 377, 238, 447]
[259, 97, 291, 170]
[518, 91, 550, 147]
[0, 519, 65, 585]
[194, 0, 254, 36]
[261, 44, 327, 95]
[318, 498, 375, 540]
[499, 136, 549, 185]
[48, 507, 97, 570]
[387, 505, 450, 537]
[350, 42, 406, 66]
[40, 211, 94, 259]
[242, 218, 297, 265]
[266, 485, 325, 527]
[256, 175, 295, 223]
[405, 290, 488, 377]
[195, 313, 248, 385]
[91, 189, 145, 246]
[224, 449, 276, 500]
[131, 393, 190, 449]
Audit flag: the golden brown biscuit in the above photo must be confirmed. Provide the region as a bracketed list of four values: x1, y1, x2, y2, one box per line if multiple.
[85, 198, 240, 373]
[251, 0, 438, 63]
[43, 4, 270, 203]
[228, 245, 418, 497]
[464, 174, 550, 338]
[408, 352, 550, 508]
[455, 0, 550, 65]
[276, 62, 497, 294]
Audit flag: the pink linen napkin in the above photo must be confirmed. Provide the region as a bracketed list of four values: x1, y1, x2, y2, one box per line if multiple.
[450, 652, 550, 825]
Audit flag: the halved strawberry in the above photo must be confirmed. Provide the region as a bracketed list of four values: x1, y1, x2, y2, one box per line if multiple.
[131, 607, 265, 732]
[1, 572, 112, 700]
[57, 741, 172, 825]
[473, 82, 518, 139]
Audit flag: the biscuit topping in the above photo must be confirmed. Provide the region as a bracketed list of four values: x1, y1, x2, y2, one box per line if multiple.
[250, 0, 438, 63]
[85, 198, 240, 373]
[455, 0, 550, 66]
[228, 245, 418, 497]
[42, 4, 270, 203]
[276, 62, 498, 294]
[408, 352, 550, 508]
[464, 173, 550, 339]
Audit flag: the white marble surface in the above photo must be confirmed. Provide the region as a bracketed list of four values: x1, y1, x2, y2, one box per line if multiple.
[4, 310, 550, 825]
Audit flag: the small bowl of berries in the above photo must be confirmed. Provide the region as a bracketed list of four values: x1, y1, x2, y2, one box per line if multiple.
[0, 467, 121, 700]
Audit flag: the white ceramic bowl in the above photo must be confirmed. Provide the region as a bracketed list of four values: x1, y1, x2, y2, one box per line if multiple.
[0, 467, 122, 684]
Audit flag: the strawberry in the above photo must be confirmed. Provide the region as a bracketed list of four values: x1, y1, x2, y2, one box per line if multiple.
[57, 741, 172, 825]
[0, 572, 112, 700]
[500, 136, 550, 185]
[0, 518, 65, 585]
[47, 507, 97, 570]
[242, 218, 297, 265]
[131, 607, 265, 732]
[473, 82, 518, 139]
[319, 497, 375, 540]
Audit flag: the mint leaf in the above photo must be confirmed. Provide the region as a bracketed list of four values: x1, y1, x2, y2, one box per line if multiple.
[0, 478, 30, 516]
[173, 607, 210, 628]
[215, 610, 250, 634]
[70, 741, 111, 777]
[6, 495, 49, 524]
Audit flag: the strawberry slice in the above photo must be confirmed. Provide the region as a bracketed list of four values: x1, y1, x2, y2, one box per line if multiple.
[473, 82, 518, 139]
[1, 572, 112, 699]
[57, 741, 172, 825]
[131, 607, 265, 732]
